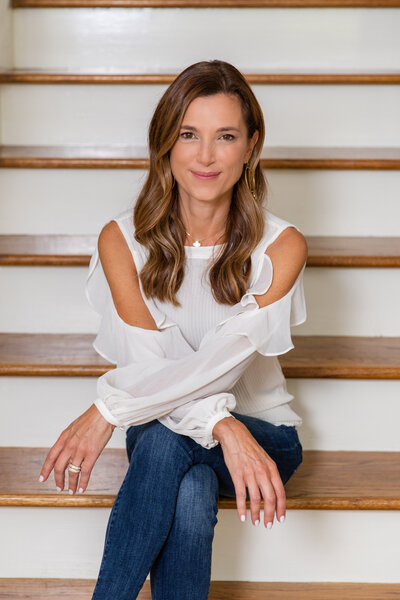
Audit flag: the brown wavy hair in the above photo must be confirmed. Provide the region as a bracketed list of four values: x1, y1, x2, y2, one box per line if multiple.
[133, 59, 268, 307]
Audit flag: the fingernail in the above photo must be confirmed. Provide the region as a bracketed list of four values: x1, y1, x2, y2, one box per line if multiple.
[69, 489, 74, 495]
[267, 522, 273, 529]
[280, 515, 285, 524]
[56, 486, 62, 492]
[78, 488, 84, 494]
[39, 475, 44, 482]
[240, 514, 246, 522]
[254, 519, 260, 526]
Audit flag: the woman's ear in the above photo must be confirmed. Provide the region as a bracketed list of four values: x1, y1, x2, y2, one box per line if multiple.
[245, 130, 259, 162]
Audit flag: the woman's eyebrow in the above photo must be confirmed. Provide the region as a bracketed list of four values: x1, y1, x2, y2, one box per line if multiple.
[180, 125, 241, 133]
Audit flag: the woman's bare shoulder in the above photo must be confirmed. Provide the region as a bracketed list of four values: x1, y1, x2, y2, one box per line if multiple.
[254, 226, 307, 309]
[97, 220, 158, 330]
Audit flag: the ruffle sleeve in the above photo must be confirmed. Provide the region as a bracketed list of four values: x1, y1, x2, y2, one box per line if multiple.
[199, 254, 307, 356]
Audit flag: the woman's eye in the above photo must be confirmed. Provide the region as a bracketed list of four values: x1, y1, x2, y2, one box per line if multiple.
[179, 132, 235, 141]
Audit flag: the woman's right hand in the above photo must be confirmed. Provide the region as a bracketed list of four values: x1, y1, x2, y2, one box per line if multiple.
[39, 404, 116, 495]
[212, 416, 286, 528]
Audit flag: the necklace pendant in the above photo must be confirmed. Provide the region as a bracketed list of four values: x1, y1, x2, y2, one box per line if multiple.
[193, 240, 201, 247]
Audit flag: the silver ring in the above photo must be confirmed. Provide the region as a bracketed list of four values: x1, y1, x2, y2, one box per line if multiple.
[67, 462, 82, 473]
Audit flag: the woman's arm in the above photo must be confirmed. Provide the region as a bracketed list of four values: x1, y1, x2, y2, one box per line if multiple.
[93, 222, 308, 449]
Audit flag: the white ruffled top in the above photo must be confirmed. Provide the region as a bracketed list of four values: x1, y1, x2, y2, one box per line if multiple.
[85, 205, 307, 449]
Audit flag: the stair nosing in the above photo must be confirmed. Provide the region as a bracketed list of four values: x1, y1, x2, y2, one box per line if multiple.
[1, 334, 400, 379]
[1, 145, 400, 170]
[2, 69, 400, 85]
[1, 234, 400, 267]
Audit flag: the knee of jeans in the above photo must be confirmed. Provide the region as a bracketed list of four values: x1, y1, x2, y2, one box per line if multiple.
[131, 420, 189, 463]
[174, 465, 219, 533]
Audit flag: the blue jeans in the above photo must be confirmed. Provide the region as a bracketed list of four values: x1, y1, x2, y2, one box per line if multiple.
[91, 411, 303, 600]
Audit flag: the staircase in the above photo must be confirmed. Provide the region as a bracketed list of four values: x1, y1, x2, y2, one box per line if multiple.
[1, 1, 400, 597]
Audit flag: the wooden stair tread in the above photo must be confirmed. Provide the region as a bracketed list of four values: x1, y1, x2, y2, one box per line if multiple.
[1, 447, 400, 510]
[1, 234, 400, 267]
[1, 333, 400, 378]
[0, 234, 97, 265]
[11, 0, 400, 8]
[1, 145, 400, 169]
[2, 68, 400, 85]
[0, 579, 399, 600]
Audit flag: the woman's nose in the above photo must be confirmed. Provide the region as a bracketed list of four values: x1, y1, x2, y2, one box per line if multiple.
[197, 141, 215, 164]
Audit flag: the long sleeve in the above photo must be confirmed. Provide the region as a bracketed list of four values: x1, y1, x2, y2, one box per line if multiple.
[93, 259, 307, 449]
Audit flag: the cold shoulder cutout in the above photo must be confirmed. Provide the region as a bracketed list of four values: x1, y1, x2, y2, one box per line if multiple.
[85, 214, 183, 366]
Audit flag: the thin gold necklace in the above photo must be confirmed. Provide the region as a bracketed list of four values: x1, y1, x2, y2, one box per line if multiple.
[185, 229, 226, 247]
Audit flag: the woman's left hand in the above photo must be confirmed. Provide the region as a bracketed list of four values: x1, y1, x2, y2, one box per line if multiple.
[38, 404, 116, 494]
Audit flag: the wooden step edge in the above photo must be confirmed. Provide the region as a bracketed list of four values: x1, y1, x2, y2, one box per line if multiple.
[308, 256, 400, 268]
[1, 334, 400, 379]
[0, 255, 90, 266]
[1, 146, 400, 170]
[1, 579, 399, 600]
[2, 361, 400, 380]
[2, 494, 399, 510]
[285, 366, 400, 379]
[2, 70, 400, 85]
[2, 235, 400, 267]
[11, 0, 400, 8]
[0, 364, 106, 377]
[0, 155, 148, 169]
[2, 364, 399, 378]
[3, 449, 399, 512]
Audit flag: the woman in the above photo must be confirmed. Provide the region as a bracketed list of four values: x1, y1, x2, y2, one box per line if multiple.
[39, 59, 308, 599]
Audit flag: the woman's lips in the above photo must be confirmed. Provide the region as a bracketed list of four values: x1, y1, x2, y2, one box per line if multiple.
[191, 171, 220, 180]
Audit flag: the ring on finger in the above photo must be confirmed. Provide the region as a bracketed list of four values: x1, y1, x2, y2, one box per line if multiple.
[67, 462, 82, 473]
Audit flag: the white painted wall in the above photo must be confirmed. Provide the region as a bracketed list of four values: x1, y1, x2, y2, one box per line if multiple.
[12, 8, 400, 71]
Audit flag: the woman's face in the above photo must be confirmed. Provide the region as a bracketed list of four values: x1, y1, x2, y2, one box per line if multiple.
[170, 93, 259, 205]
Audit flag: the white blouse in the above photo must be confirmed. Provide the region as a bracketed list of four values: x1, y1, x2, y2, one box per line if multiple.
[85, 205, 307, 449]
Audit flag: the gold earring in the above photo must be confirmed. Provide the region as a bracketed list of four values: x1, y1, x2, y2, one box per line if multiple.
[244, 163, 257, 200]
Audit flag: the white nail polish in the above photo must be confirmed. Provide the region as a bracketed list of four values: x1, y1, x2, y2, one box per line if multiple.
[56, 486, 62, 492]
[280, 515, 285, 524]
[267, 522, 273, 529]
[78, 488, 84, 494]
[254, 519, 260, 526]
[240, 514, 246, 522]
[39, 475, 44, 482]
[69, 489, 73, 495]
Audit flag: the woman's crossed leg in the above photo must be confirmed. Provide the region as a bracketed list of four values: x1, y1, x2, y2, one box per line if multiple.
[91, 412, 302, 600]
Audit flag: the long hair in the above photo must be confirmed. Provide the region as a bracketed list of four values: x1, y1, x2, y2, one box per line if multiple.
[133, 59, 268, 307]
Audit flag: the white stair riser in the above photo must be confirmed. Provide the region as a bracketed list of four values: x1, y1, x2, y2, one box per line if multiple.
[0, 508, 399, 582]
[1, 169, 400, 237]
[12, 8, 400, 72]
[1, 266, 398, 336]
[1, 376, 400, 451]
[2, 84, 400, 146]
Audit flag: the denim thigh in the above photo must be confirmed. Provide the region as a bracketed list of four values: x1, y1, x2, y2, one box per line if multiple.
[125, 411, 303, 497]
